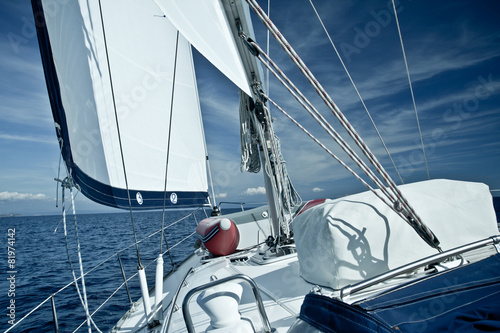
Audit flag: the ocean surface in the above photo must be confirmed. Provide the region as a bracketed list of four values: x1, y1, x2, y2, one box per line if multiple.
[0, 208, 241, 333]
[1, 199, 500, 333]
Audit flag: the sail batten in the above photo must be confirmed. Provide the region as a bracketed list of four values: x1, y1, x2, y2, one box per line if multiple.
[34, 0, 210, 209]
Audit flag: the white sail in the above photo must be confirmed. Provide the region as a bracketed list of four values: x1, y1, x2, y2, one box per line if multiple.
[37, 0, 209, 209]
[153, 0, 252, 95]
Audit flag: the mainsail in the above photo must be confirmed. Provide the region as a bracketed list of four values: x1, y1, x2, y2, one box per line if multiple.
[33, 0, 213, 209]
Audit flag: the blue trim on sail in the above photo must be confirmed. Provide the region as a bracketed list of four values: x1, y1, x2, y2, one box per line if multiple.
[32, 0, 73, 173]
[73, 165, 209, 210]
[32, 1, 210, 210]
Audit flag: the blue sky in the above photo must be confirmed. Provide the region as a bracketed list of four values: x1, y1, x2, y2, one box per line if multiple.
[1, 0, 499, 216]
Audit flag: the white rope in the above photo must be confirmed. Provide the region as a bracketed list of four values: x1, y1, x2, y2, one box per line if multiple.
[248, 97, 290, 237]
[260, 100, 300, 232]
[391, 0, 430, 180]
[239, 90, 261, 173]
[69, 187, 97, 333]
[309, 0, 404, 185]
[59, 182, 101, 333]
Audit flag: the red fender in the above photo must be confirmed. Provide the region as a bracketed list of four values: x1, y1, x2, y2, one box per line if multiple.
[196, 217, 240, 256]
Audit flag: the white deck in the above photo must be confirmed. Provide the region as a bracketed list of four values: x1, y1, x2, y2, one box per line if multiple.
[112, 242, 499, 333]
[112, 180, 500, 333]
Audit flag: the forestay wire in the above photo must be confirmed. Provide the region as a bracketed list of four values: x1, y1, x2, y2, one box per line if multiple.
[243, 0, 441, 251]
[309, 0, 404, 185]
[160, 30, 181, 265]
[97, 0, 143, 267]
[391, 0, 430, 180]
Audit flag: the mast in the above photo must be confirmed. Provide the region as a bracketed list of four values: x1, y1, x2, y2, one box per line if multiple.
[221, 0, 294, 242]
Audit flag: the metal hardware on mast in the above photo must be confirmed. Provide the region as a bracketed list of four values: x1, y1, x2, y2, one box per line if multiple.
[250, 90, 286, 240]
[221, 0, 290, 242]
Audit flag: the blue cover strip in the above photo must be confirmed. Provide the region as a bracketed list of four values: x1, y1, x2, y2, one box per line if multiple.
[298, 254, 500, 333]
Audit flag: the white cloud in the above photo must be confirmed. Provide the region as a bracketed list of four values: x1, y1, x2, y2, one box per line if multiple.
[216, 192, 227, 199]
[243, 187, 266, 195]
[312, 187, 324, 192]
[0, 191, 48, 201]
[0, 133, 55, 145]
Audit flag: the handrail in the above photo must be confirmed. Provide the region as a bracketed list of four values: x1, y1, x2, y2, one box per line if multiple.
[340, 236, 500, 301]
[219, 201, 247, 211]
[182, 274, 274, 333]
[218, 201, 268, 212]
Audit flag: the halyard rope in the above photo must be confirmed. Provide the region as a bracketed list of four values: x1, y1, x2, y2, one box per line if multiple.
[60, 181, 101, 332]
[244, 0, 441, 250]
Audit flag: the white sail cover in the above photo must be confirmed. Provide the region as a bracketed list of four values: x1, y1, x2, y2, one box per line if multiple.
[153, 0, 251, 95]
[293, 179, 500, 289]
[33, 0, 210, 209]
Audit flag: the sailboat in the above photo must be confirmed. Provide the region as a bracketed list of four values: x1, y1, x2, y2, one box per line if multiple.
[25, 0, 500, 332]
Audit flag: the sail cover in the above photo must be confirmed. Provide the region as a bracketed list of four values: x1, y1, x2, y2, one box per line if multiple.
[33, 0, 210, 209]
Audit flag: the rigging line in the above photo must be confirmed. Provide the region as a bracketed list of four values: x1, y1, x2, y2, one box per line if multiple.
[262, 106, 293, 231]
[61, 184, 101, 332]
[160, 30, 180, 265]
[309, 0, 404, 185]
[251, 39, 399, 207]
[266, 0, 271, 95]
[55, 138, 62, 207]
[391, 0, 430, 180]
[247, 3, 417, 222]
[206, 156, 217, 209]
[69, 187, 96, 333]
[243, 19, 400, 205]
[257, 90, 291, 208]
[262, 89, 403, 218]
[97, 0, 143, 267]
[245, 0, 440, 250]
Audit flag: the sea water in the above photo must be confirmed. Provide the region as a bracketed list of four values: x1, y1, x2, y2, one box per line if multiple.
[0, 208, 237, 332]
